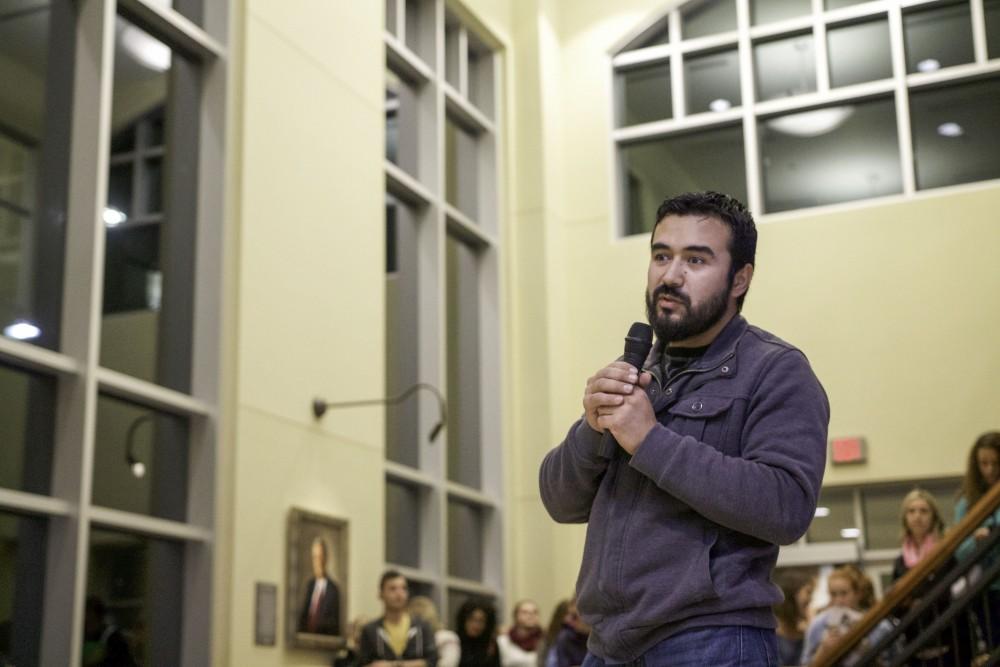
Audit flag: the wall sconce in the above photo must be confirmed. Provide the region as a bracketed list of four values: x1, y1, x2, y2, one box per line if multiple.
[125, 413, 155, 478]
[312, 382, 447, 443]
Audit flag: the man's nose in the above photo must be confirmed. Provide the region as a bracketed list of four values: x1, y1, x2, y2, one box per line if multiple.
[661, 259, 684, 286]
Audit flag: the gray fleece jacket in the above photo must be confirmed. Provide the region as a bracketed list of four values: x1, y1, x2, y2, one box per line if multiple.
[539, 315, 829, 663]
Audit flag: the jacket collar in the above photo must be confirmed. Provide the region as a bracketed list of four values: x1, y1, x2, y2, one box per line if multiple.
[644, 314, 747, 382]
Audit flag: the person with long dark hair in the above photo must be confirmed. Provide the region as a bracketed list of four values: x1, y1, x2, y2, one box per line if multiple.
[955, 432, 1000, 649]
[456, 598, 500, 667]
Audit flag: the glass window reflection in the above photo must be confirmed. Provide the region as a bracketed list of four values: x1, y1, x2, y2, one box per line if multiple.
[617, 61, 672, 127]
[760, 98, 901, 213]
[910, 77, 1000, 190]
[685, 48, 741, 115]
[0, 362, 55, 495]
[446, 235, 482, 489]
[827, 18, 892, 88]
[751, 0, 811, 27]
[681, 0, 737, 40]
[987, 0, 1000, 59]
[447, 499, 484, 580]
[621, 125, 747, 236]
[904, 2, 974, 74]
[0, 512, 47, 667]
[386, 480, 421, 567]
[754, 33, 816, 102]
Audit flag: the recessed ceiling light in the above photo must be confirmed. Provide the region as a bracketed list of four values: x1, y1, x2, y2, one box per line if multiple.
[814, 506, 831, 518]
[917, 58, 940, 73]
[840, 527, 861, 539]
[4, 320, 41, 340]
[709, 98, 732, 112]
[766, 106, 855, 138]
[937, 122, 964, 138]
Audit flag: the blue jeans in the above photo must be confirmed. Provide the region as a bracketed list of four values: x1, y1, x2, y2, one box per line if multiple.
[581, 626, 778, 667]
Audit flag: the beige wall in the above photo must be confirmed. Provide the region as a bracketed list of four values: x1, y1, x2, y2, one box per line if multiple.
[220, 0, 1000, 660]
[226, 1, 386, 664]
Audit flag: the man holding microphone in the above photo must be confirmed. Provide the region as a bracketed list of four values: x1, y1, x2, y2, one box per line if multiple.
[540, 191, 829, 666]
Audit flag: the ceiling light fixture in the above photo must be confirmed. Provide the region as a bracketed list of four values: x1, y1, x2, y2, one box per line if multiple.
[937, 122, 964, 138]
[709, 98, 732, 112]
[766, 106, 855, 138]
[120, 25, 171, 72]
[103, 207, 128, 227]
[840, 527, 861, 539]
[814, 506, 831, 518]
[917, 58, 940, 73]
[4, 320, 41, 340]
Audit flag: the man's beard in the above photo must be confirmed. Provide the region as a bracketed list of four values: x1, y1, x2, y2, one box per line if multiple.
[645, 279, 731, 344]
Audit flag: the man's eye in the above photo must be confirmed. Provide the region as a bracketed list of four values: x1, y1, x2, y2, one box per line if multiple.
[688, 256, 705, 264]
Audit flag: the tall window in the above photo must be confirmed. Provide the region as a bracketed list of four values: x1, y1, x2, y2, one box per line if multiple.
[384, 0, 504, 621]
[613, 0, 1000, 235]
[0, 1, 227, 665]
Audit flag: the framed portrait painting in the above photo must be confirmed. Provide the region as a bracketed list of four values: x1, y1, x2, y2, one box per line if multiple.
[286, 508, 348, 650]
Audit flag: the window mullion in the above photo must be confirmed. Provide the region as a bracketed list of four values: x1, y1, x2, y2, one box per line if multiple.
[889, 3, 917, 194]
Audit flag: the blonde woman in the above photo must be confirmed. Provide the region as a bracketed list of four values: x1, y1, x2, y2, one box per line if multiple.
[409, 596, 460, 667]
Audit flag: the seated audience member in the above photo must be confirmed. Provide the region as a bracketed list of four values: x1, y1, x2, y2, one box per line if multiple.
[409, 596, 460, 667]
[456, 598, 500, 667]
[955, 432, 1000, 647]
[773, 570, 815, 666]
[552, 599, 589, 667]
[891, 488, 970, 667]
[497, 600, 543, 667]
[358, 570, 438, 667]
[800, 565, 891, 665]
[535, 599, 569, 667]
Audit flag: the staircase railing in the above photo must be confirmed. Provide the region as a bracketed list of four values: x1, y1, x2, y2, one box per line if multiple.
[810, 479, 1000, 667]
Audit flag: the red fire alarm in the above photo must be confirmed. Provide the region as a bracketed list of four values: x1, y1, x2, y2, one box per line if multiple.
[831, 437, 866, 465]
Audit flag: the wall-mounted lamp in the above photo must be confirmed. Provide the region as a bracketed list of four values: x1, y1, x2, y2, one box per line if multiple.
[125, 413, 155, 478]
[312, 382, 447, 443]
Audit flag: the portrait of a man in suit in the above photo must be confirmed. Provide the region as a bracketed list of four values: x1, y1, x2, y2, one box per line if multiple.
[297, 536, 341, 636]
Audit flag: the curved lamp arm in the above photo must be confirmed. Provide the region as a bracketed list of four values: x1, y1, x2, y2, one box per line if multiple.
[312, 382, 448, 443]
[125, 413, 156, 478]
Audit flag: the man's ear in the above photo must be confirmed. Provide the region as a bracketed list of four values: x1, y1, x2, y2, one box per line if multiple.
[731, 263, 754, 298]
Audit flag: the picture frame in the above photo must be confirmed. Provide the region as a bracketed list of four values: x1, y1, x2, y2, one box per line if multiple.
[286, 508, 349, 650]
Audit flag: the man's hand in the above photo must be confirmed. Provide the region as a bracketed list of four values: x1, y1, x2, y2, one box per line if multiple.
[596, 372, 656, 455]
[583, 361, 639, 433]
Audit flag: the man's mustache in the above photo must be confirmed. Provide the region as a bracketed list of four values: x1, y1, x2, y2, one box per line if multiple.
[652, 285, 690, 308]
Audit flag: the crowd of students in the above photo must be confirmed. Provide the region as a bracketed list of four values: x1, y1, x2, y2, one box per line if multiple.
[774, 431, 1000, 667]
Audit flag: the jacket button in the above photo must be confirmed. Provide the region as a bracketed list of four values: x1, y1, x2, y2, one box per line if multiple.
[692, 401, 703, 411]
[665, 387, 673, 395]
[721, 365, 730, 374]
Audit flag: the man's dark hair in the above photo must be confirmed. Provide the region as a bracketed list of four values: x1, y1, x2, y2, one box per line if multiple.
[379, 569, 406, 591]
[653, 191, 757, 310]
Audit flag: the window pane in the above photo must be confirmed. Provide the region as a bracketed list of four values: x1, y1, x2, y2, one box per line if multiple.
[386, 199, 422, 468]
[445, 117, 479, 220]
[93, 394, 190, 522]
[0, 3, 67, 350]
[760, 98, 901, 213]
[0, 363, 55, 495]
[386, 480, 421, 567]
[0, 512, 47, 667]
[827, 18, 892, 88]
[621, 125, 747, 236]
[904, 2, 974, 74]
[988, 0, 1000, 59]
[910, 77, 1000, 190]
[807, 487, 855, 543]
[468, 32, 494, 118]
[102, 18, 194, 390]
[445, 14, 460, 90]
[751, 0, 811, 26]
[682, 0, 737, 39]
[755, 33, 816, 102]
[447, 499, 483, 580]
[87, 528, 185, 666]
[825, 0, 867, 9]
[616, 61, 672, 127]
[404, 0, 434, 65]
[446, 236, 482, 489]
[684, 48, 741, 115]
[385, 0, 397, 35]
[386, 70, 401, 166]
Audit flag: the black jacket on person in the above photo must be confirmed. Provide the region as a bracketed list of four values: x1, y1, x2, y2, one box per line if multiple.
[357, 616, 438, 666]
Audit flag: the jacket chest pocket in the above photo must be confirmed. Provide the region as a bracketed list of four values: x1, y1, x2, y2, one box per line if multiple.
[665, 395, 737, 454]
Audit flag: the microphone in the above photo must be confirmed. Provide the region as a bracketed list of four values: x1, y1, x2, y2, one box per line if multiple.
[599, 322, 653, 458]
